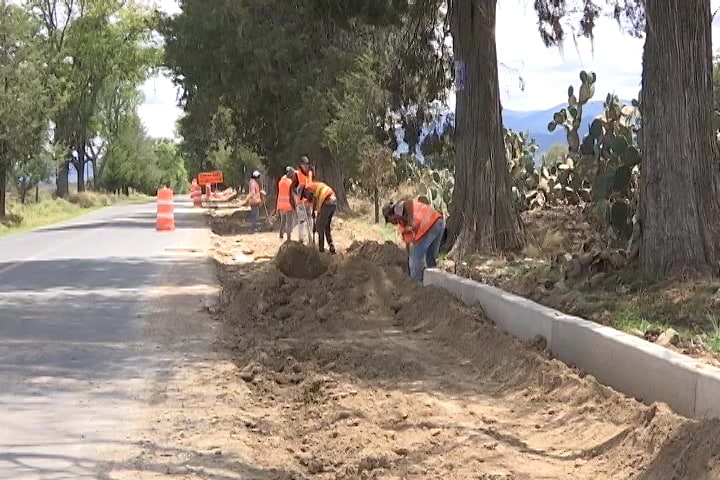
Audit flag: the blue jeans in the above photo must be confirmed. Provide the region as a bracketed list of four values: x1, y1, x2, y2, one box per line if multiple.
[409, 219, 444, 282]
[250, 205, 260, 232]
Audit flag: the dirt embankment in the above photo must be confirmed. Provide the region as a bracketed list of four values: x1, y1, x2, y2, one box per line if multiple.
[213, 237, 720, 479]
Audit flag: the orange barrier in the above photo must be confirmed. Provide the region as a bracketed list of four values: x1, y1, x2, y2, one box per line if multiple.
[156, 187, 175, 231]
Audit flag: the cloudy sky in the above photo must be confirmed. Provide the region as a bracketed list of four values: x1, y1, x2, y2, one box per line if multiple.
[139, 1, 720, 138]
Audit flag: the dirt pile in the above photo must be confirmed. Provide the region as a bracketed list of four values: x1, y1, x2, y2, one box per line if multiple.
[216, 241, 720, 479]
[346, 241, 408, 271]
[276, 241, 328, 279]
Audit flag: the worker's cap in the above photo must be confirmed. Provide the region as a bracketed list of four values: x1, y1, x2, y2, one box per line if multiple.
[381, 201, 394, 220]
[252, 170, 261, 178]
[300, 156, 310, 165]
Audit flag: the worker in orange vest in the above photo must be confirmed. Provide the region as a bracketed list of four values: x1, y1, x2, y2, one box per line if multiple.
[248, 170, 264, 233]
[298, 182, 337, 254]
[383, 199, 444, 282]
[290, 156, 315, 245]
[277, 167, 295, 240]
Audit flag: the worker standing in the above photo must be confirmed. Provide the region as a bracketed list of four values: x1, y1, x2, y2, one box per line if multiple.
[290, 156, 315, 245]
[298, 182, 337, 254]
[248, 170, 263, 233]
[277, 167, 295, 240]
[382, 199, 444, 282]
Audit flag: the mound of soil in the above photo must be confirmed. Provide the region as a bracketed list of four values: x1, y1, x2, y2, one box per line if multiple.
[346, 240, 408, 271]
[275, 241, 327, 279]
[217, 240, 720, 479]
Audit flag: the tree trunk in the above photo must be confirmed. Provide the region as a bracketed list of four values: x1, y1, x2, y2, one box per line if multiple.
[90, 157, 98, 190]
[20, 182, 28, 204]
[373, 188, 379, 224]
[75, 160, 85, 193]
[35, 185, 39, 203]
[446, 0, 523, 257]
[0, 166, 5, 218]
[57, 161, 69, 198]
[639, 0, 720, 277]
[314, 148, 351, 213]
[123, 185, 129, 196]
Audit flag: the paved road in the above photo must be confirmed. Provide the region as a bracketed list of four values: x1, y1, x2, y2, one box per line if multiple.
[0, 198, 214, 479]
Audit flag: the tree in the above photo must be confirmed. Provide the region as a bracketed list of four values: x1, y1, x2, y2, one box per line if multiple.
[31, 0, 159, 195]
[0, 1, 53, 217]
[154, 140, 189, 194]
[446, 0, 524, 256]
[638, 0, 720, 276]
[536, 0, 720, 277]
[358, 144, 397, 223]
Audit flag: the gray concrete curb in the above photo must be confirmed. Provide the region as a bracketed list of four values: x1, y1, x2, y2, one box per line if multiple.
[424, 269, 720, 419]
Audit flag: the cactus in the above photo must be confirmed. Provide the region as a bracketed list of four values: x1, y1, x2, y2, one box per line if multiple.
[417, 168, 454, 216]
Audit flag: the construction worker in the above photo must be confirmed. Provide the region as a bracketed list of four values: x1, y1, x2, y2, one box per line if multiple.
[290, 156, 315, 244]
[248, 170, 263, 233]
[277, 167, 295, 240]
[382, 199, 444, 282]
[298, 182, 336, 254]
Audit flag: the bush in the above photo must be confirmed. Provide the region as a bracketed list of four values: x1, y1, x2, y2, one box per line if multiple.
[68, 192, 112, 208]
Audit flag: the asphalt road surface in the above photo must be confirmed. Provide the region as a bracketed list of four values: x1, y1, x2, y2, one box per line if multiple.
[0, 197, 215, 479]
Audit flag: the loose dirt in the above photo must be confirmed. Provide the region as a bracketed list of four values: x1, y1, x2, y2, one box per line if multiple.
[207, 205, 720, 479]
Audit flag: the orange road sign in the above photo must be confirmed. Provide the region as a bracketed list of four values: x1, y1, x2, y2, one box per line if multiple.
[198, 171, 224, 185]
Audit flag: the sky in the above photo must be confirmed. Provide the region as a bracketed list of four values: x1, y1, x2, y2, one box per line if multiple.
[138, 0, 720, 138]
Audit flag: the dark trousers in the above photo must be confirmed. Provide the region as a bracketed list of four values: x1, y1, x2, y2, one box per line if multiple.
[316, 203, 336, 252]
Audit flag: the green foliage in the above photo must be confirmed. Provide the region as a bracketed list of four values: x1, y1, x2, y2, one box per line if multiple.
[542, 144, 569, 167]
[358, 144, 397, 222]
[324, 51, 390, 177]
[154, 141, 189, 194]
[506, 129, 539, 210]
[0, 1, 56, 214]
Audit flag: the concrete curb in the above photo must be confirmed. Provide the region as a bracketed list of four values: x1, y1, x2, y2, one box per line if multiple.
[424, 269, 720, 419]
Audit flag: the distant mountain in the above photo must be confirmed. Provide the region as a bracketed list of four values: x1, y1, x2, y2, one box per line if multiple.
[502, 100, 608, 154]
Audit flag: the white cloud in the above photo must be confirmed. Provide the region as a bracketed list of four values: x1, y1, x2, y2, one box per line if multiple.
[138, 74, 182, 138]
[497, 0, 720, 111]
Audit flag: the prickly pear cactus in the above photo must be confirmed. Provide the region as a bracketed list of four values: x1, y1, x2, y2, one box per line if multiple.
[417, 168, 454, 216]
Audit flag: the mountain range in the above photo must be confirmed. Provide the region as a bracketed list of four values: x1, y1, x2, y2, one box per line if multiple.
[502, 100, 608, 154]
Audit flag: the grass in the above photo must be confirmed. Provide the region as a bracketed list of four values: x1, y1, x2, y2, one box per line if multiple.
[0, 190, 151, 237]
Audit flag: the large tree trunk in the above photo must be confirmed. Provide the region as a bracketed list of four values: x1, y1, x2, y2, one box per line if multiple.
[314, 148, 351, 213]
[446, 0, 524, 257]
[57, 161, 69, 198]
[639, 0, 720, 277]
[75, 160, 85, 193]
[90, 157, 98, 190]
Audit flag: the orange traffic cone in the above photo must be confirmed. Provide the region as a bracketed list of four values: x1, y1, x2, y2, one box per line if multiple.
[156, 187, 175, 231]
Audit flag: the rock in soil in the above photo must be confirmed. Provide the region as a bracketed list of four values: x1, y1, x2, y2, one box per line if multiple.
[656, 328, 680, 347]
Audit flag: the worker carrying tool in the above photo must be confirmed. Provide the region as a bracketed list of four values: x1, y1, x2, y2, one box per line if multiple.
[383, 199, 444, 282]
[277, 167, 296, 240]
[247, 170, 264, 233]
[290, 156, 315, 245]
[298, 181, 337, 254]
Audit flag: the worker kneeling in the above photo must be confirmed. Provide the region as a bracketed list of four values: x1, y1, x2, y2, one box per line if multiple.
[298, 182, 337, 254]
[383, 200, 444, 282]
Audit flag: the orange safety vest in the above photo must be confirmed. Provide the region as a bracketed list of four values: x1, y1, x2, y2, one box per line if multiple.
[296, 169, 313, 205]
[277, 176, 293, 212]
[398, 200, 442, 245]
[248, 179, 262, 205]
[305, 182, 335, 211]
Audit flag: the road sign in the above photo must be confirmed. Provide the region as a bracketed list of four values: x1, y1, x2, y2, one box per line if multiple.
[198, 170, 224, 185]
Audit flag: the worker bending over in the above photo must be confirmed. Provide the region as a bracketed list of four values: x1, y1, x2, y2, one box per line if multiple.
[298, 182, 337, 254]
[383, 199, 444, 282]
[277, 167, 295, 240]
[290, 156, 315, 244]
